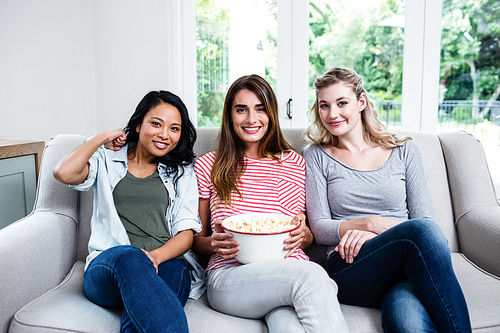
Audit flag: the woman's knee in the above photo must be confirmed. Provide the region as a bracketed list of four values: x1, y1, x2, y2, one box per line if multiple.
[401, 219, 448, 249]
[100, 245, 153, 272]
[265, 307, 305, 333]
[293, 261, 339, 295]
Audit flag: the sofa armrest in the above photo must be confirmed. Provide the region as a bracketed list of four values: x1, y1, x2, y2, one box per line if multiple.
[438, 131, 498, 218]
[456, 207, 500, 277]
[0, 212, 76, 333]
[439, 131, 500, 276]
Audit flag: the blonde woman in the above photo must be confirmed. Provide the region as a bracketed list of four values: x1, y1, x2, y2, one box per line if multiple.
[193, 74, 348, 333]
[304, 67, 471, 332]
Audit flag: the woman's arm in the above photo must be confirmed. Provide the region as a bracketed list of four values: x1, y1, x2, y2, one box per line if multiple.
[403, 141, 435, 220]
[338, 216, 401, 237]
[337, 141, 434, 260]
[304, 147, 344, 246]
[284, 212, 314, 256]
[192, 198, 239, 259]
[53, 129, 126, 185]
[305, 146, 401, 263]
[169, 167, 203, 237]
[336, 143, 437, 263]
[145, 229, 194, 272]
[191, 198, 214, 255]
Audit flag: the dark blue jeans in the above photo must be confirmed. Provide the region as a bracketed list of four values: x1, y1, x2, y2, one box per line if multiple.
[326, 218, 472, 333]
[84, 245, 190, 333]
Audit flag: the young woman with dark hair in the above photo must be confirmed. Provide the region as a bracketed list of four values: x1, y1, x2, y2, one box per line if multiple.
[53, 90, 204, 333]
[124, 90, 197, 180]
[192, 75, 348, 333]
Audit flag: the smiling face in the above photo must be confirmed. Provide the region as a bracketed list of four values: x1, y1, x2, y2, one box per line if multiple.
[317, 82, 366, 139]
[231, 89, 270, 151]
[135, 103, 182, 159]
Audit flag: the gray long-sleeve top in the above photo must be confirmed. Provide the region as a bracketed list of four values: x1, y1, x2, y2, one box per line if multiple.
[304, 140, 434, 258]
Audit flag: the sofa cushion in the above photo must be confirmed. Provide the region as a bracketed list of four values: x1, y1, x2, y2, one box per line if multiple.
[10, 131, 499, 333]
[10, 254, 500, 333]
[453, 253, 500, 331]
[185, 288, 268, 332]
[10, 261, 379, 333]
[36, 135, 85, 222]
[9, 261, 268, 333]
[10, 261, 121, 333]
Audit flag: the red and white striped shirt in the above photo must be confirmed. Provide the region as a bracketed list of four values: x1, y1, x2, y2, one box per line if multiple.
[194, 150, 309, 271]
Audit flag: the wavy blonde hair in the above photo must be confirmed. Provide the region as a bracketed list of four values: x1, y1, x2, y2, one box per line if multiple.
[306, 67, 410, 148]
[211, 74, 292, 205]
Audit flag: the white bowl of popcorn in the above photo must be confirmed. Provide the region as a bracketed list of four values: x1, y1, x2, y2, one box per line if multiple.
[221, 213, 299, 264]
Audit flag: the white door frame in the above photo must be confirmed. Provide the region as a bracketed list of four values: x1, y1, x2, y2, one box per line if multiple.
[401, 0, 443, 133]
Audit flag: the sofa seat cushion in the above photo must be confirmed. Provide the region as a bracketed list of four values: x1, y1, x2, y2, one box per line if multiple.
[185, 288, 268, 332]
[453, 253, 500, 331]
[10, 261, 121, 333]
[10, 254, 500, 333]
[9, 261, 268, 333]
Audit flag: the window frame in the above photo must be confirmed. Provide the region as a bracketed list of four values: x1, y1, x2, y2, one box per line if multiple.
[181, 0, 445, 131]
[166, 0, 198, 126]
[277, 0, 310, 128]
[401, 0, 443, 133]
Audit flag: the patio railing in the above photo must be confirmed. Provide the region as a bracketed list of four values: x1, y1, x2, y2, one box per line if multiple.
[374, 99, 500, 131]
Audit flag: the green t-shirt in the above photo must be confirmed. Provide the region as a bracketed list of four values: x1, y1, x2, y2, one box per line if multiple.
[113, 169, 170, 252]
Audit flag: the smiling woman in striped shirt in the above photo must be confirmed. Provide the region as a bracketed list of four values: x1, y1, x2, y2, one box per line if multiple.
[193, 74, 348, 333]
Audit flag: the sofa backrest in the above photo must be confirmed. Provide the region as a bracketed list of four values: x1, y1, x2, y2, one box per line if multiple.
[41, 127, 457, 262]
[193, 127, 309, 158]
[193, 127, 460, 252]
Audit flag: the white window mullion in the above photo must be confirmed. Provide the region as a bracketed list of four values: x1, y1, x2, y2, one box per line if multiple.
[401, 0, 443, 133]
[166, 0, 197, 125]
[278, 0, 309, 128]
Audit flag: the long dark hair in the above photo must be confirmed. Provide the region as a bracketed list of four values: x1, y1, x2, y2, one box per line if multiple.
[124, 90, 197, 182]
[211, 74, 291, 204]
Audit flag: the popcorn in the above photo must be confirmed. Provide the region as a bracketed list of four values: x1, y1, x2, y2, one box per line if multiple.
[222, 216, 295, 234]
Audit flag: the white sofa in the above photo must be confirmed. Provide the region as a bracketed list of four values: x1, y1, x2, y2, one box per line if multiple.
[1, 128, 499, 332]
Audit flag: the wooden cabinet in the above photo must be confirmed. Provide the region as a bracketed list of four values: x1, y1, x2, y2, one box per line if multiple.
[0, 140, 44, 229]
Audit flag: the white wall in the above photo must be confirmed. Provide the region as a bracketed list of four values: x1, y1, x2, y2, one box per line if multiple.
[0, 0, 96, 142]
[91, 0, 174, 134]
[0, 0, 195, 143]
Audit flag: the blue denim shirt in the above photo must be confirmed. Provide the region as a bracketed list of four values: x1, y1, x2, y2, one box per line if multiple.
[71, 144, 206, 299]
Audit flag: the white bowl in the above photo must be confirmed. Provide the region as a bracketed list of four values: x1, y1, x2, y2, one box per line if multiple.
[221, 213, 299, 264]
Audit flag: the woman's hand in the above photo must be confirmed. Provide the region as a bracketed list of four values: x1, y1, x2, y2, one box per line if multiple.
[103, 129, 127, 151]
[211, 219, 239, 259]
[142, 249, 160, 273]
[284, 212, 310, 257]
[335, 230, 376, 264]
[54, 130, 126, 185]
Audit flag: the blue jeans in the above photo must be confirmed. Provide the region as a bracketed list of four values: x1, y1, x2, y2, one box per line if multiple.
[326, 218, 472, 333]
[382, 281, 437, 332]
[84, 245, 190, 333]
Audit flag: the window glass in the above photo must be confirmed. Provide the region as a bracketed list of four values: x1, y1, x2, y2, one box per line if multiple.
[438, 0, 500, 182]
[309, 0, 405, 129]
[196, 0, 278, 127]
